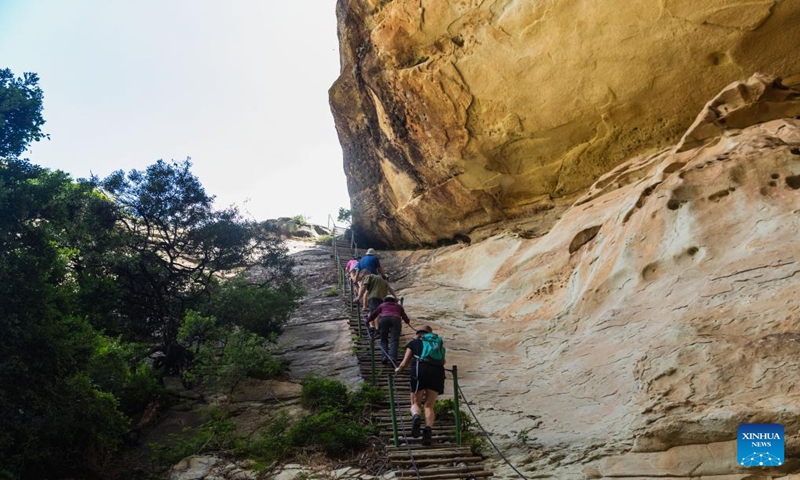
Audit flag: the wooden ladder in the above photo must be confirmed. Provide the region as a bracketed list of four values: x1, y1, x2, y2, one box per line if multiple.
[334, 244, 494, 480]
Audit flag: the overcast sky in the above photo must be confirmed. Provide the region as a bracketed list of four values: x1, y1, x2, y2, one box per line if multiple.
[0, 1, 350, 225]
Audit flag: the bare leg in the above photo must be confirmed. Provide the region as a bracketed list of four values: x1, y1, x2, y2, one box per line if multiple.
[410, 390, 424, 418]
[423, 389, 439, 427]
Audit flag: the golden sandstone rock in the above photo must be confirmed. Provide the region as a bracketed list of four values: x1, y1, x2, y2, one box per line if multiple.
[330, 0, 800, 247]
[387, 75, 800, 477]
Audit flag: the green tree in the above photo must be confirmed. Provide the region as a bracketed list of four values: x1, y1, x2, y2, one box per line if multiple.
[179, 312, 287, 394]
[0, 69, 48, 158]
[101, 159, 300, 369]
[337, 207, 351, 224]
[206, 278, 301, 338]
[0, 159, 128, 478]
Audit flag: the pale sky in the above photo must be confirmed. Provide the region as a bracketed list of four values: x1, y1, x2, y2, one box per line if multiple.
[0, 1, 350, 225]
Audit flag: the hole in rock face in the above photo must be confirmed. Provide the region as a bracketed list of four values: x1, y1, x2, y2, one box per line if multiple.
[791, 147, 800, 155]
[771, 173, 780, 179]
[642, 262, 660, 281]
[769, 180, 778, 187]
[786, 175, 800, 190]
[667, 186, 695, 211]
[687, 246, 699, 256]
[453, 233, 472, 245]
[663, 162, 685, 174]
[708, 52, 730, 66]
[622, 208, 634, 224]
[708, 189, 730, 202]
[569, 225, 602, 254]
[636, 186, 655, 208]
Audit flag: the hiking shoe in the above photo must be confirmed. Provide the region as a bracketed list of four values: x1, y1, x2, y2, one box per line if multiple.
[421, 426, 432, 446]
[411, 415, 421, 438]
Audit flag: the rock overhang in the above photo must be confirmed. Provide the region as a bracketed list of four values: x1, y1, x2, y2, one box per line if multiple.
[330, 0, 800, 247]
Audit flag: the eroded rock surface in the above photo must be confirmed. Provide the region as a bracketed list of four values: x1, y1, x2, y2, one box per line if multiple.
[330, 0, 800, 247]
[381, 76, 800, 478]
[277, 241, 361, 387]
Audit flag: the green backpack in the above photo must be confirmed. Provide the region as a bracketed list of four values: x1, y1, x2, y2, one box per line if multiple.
[418, 333, 445, 365]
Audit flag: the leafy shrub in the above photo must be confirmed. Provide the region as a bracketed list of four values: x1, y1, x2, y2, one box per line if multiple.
[286, 411, 371, 457]
[87, 335, 162, 415]
[237, 412, 292, 463]
[178, 310, 223, 347]
[121, 363, 162, 414]
[207, 280, 301, 338]
[316, 234, 334, 246]
[241, 376, 381, 459]
[5, 373, 130, 478]
[300, 375, 384, 415]
[180, 315, 288, 392]
[219, 328, 288, 383]
[300, 375, 350, 411]
[350, 382, 386, 412]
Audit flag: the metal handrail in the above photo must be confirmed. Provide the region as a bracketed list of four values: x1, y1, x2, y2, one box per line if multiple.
[325, 216, 522, 476]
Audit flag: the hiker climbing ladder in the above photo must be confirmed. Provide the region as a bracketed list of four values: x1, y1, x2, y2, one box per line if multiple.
[326, 223, 494, 479]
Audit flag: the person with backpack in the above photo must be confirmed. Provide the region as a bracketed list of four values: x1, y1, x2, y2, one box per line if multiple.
[394, 324, 446, 446]
[366, 295, 411, 365]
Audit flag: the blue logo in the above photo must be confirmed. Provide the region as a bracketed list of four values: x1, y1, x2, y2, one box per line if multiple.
[737, 423, 784, 467]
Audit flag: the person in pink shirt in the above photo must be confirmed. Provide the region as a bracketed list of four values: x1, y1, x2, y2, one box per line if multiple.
[344, 255, 361, 304]
[346, 255, 360, 274]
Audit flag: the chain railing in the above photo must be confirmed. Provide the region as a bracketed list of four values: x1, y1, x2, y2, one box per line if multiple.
[324, 218, 525, 478]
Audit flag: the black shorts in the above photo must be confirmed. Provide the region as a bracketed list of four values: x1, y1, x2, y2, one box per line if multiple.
[410, 362, 445, 394]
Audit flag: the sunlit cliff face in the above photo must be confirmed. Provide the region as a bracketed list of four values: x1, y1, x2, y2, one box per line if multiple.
[330, 0, 800, 247]
[387, 74, 800, 478]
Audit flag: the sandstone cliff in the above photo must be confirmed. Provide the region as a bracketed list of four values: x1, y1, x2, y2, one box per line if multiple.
[330, 0, 800, 247]
[384, 74, 800, 478]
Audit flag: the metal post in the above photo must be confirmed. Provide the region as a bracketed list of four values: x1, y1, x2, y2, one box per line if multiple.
[388, 374, 400, 447]
[452, 365, 461, 445]
[340, 265, 344, 297]
[348, 280, 356, 313]
[347, 279, 352, 315]
[357, 306, 362, 338]
[337, 258, 343, 295]
[369, 332, 377, 385]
